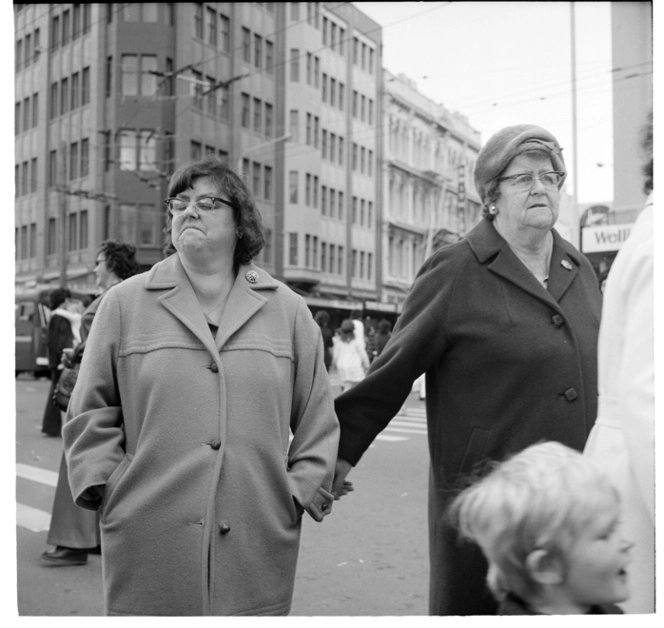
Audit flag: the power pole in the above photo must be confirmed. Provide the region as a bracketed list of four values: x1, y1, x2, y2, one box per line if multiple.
[59, 141, 68, 288]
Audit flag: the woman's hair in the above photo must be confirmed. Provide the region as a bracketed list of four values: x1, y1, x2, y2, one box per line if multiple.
[49, 287, 71, 310]
[479, 149, 554, 221]
[447, 441, 620, 602]
[340, 319, 355, 341]
[163, 156, 265, 266]
[377, 318, 392, 334]
[314, 310, 330, 326]
[99, 240, 140, 280]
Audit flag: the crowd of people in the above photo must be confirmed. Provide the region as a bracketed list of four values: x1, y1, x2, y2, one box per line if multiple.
[34, 116, 653, 616]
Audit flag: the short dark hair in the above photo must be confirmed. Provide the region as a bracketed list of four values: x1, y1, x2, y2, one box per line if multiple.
[99, 240, 140, 280]
[642, 110, 653, 194]
[377, 318, 392, 334]
[49, 287, 71, 310]
[163, 157, 265, 266]
[314, 310, 330, 326]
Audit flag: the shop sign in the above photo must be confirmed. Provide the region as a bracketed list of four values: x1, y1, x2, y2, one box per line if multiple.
[581, 223, 632, 253]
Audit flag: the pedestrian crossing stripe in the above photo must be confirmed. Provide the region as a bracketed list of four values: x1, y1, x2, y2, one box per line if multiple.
[16, 462, 58, 487]
[16, 503, 51, 532]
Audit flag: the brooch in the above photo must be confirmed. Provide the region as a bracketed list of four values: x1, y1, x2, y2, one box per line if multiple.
[245, 270, 259, 283]
[560, 260, 573, 271]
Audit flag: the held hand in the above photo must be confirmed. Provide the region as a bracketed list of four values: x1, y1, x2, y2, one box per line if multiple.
[331, 457, 354, 500]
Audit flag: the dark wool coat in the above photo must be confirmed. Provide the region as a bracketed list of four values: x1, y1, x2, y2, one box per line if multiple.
[63, 255, 339, 616]
[335, 218, 601, 616]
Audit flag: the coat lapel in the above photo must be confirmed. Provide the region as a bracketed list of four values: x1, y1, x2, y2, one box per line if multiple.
[144, 256, 279, 356]
[466, 219, 575, 311]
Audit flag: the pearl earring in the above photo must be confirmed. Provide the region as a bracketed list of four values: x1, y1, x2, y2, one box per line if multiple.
[236, 230, 243, 239]
[489, 205, 499, 216]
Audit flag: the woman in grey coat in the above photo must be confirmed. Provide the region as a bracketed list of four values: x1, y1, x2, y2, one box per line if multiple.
[63, 158, 339, 615]
[332, 125, 602, 615]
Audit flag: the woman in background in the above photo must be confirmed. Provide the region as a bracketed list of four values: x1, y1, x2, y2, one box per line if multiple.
[333, 319, 370, 392]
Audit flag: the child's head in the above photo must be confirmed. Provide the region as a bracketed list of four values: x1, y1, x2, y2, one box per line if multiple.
[340, 319, 355, 342]
[449, 441, 632, 613]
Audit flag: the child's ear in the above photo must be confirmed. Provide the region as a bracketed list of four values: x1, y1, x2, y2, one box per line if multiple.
[525, 549, 565, 585]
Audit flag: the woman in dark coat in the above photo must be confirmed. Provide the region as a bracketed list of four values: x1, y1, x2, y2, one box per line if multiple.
[41, 241, 139, 566]
[41, 288, 74, 436]
[331, 125, 602, 615]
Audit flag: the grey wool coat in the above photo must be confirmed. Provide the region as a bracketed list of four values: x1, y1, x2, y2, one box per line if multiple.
[63, 254, 339, 616]
[335, 217, 602, 616]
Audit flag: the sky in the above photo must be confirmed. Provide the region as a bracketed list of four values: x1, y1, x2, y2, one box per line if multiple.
[354, 1, 618, 204]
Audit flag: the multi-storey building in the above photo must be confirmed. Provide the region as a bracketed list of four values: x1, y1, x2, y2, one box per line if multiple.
[381, 71, 481, 309]
[14, 2, 382, 323]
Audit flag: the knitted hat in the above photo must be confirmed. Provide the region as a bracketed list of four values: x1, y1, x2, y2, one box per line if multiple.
[473, 124, 566, 207]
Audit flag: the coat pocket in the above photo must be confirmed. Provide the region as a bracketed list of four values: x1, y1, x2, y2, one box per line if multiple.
[455, 427, 490, 487]
[100, 452, 133, 521]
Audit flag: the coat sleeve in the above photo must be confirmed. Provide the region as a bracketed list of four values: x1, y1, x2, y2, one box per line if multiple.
[287, 298, 340, 522]
[616, 221, 654, 518]
[335, 250, 456, 465]
[48, 315, 74, 369]
[62, 289, 126, 511]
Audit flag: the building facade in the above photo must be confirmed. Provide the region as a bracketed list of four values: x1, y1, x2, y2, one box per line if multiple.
[14, 3, 383, 324]
[381, 71, 481, 309]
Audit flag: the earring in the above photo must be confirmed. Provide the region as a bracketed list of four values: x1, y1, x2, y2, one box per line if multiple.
[489, 205, 499, 216]
[236, 230, 243, 240]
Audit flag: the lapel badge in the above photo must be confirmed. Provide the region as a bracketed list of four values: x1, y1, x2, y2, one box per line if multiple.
[245, 270, 259, 284]
[561, 259, 573, 271]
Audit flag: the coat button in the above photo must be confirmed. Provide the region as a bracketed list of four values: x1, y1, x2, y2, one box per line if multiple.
[219, 523, 231, 535]
[210, 439, 221, 450]
[564, 388, 578, 401]
[551, 314, 564, 327]
[209, 363, 219, 373]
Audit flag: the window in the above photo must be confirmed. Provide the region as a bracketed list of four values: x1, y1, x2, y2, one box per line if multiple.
[15, 39, 22, 71]
[322, 17, 328, 45]
[321, 130, 327, 160]
[321, 185, 327, 214]
[192, 70, 204, 109]
[290, 2, 300, 21]
[79, 210, 88, 250]
[141, 56, 157, 95]
[30, 223, 37, 258]
[242, 158, 250, 180]
[361, 95, 366, 122]
[49, 150, 58, 186]
[206, 75, 216, 116]
[21, 161, 29, 196]
[321, 242, 327, 271]
[253, 98, 262, 133]
[361, 42, 367, 71]
[15, 166, 19, 197]
[83, 4, 91, 33]
[191, 141, 202, 160]
[24, 33, 31, 68]
[138, 130, 156, 171]
[143, 3, 158, 22]
[339, 137, 345, 165]
[352, 196, 357, 224]
[368, 99, 374, 125]
[360, 199, 366, 225]
[263, 228, 272, 264]
[368, 201, 373, 227]
[330, 23, 336, 51]
[369, 48, 375, 74]
[264, 166, 273, 200]
[339, 27, 345, 55]
[314, 56, 320, 88]
[82, 67, 90, 104]
[73, 4, 81, 39]
[265, 40, 274, 74]
[353, 37, 359, 64]
[60, 78, 69, 115]
[241, 93, 250, 127]
[69, 142, 79, 179]
[119, 131, 137, 170]
[289, 232, 298, 266]
[321, 73, 328, 102]
[122, 55, 138, 95]
[30, 158, 37, 192]
[289, 110, 299, 142]
[51, 16, 60, 50]
[68, 213, 77, 251]
[352, 249, 358, 278]
[329, 244, 335, 274]
[352, 143, 358, 170]
[106, 56, 113, 97]
[48, 218, 57, 256]
[305, 235, 310, 267]
[330, 78, 336, 108]
[220, 14, 230, 52]
[138, 205, 159, 245]
[218, 84, 229, 119]
[289, 170, 298, 203]
[124, 4, 140, 21]
[305, 174, 311, 206]
[71, 73, 80, 109]
[194, 3, 203, 38]
[313, 176, 319, 207]
[242, 28, 251, 63]
[265, 103, 273, 137]
[252, 162, 261, 197]
[254, 34, 262, 69]
[368, 150, 373, 176]
[122, 55, 157, 96]
[62, 10, 70, 45]
[207, 7, 217, 45]
[80, 139, 89, 177]
[338, 246, 344, 275]
[339, 83, 345, 110]
[353, 90, 358, 117]
[15, 102, 20, 135]
[290, 48, 299, 82]
[329, 189, 336, 218]
[33, 28, 40, 63]
[360, 146, 366, 173]
[338, 191, 344, 219]
[314, 116, 319, 149]
[22, 97, 30, 132]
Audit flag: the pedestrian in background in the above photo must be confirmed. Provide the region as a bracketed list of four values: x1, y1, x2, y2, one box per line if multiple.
[333, 319, 370, 392]
[314, 310, 334, 371]
[450, 442, 632, 615]
[41, 288, 75, 437]
[41, 240, 139, 567]
[371, 318, 392, 362]
[584, 112, 654, 613]
[332, 125, 602, 615]
[63, 157, 338, 615]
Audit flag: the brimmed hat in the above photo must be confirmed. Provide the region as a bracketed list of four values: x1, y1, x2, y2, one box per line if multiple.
[474, 124, 567, 207]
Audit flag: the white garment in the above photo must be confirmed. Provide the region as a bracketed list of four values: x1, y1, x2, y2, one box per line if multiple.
[52, 307, 82, 345]
[352, 319, 365, 351]
[584, 193, 654, 613]
[333, 338, 369, 384]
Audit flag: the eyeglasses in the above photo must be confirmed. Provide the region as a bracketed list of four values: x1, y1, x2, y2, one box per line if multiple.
[497, 171, 564, 191]
[164, 196, 235, 215]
